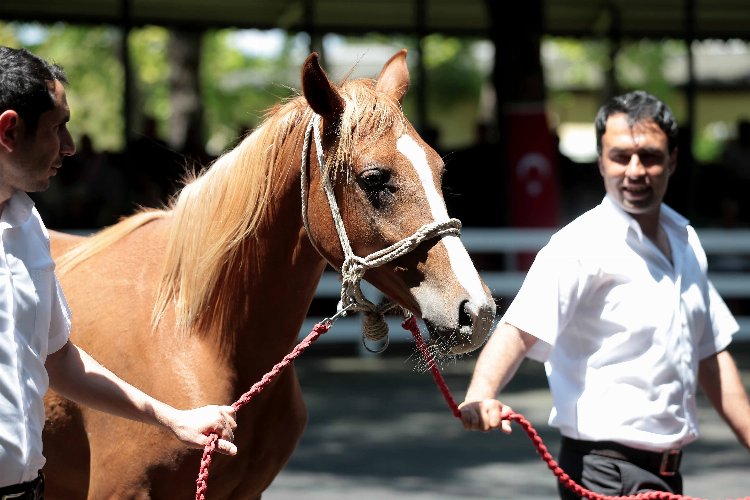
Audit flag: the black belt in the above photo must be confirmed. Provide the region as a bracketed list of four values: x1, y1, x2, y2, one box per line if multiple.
[0, 471, 44, 500]
[562, 437, 682, 477]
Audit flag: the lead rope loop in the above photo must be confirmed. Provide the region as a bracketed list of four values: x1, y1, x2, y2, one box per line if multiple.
[195, 306, 354, 499]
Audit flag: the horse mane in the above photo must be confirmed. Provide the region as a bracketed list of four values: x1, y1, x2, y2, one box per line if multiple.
[151, 97, 312, 336]
[57, 77, 407, 344]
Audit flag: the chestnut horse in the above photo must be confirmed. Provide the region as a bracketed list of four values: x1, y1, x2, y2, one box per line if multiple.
[42, 50, 495, 499]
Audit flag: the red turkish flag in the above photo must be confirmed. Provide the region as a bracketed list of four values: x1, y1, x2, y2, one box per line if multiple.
[504, 105, 560, 268]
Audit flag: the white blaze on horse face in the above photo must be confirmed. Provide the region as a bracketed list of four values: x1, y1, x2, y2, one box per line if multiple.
[395, 134, 487, 307]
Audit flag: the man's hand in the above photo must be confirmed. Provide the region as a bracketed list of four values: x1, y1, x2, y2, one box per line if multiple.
[458, 399, 513, 433]
[164, 405, 238, 456]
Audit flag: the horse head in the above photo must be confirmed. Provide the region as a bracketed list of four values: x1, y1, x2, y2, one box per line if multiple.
[300, 50, 496, 356]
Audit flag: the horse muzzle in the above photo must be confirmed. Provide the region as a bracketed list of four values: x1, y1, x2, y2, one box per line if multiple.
[424, 296, 495, 356]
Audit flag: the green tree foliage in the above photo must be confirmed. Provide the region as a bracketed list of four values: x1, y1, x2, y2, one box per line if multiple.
[422, 34, 487, 147]
[1, 23, 489, 152]
[616, 39, 685, 119]
[0, 22, 20, 47]
[351, 33, 488, 148]
[200, 29, 297, 154]
[128, 26, 302, 154]
[129, 26, 170, 135]
[423, 34, 484, 107]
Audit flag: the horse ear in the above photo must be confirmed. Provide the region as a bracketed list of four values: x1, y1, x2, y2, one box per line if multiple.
[302, 52, 345, 119]
[375, 49, 410, 104]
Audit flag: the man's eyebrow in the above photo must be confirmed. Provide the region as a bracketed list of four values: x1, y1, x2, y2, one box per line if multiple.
[636, 147, 665, 155]
[607, 147, 634, 155]
[608, 146, 664, 155]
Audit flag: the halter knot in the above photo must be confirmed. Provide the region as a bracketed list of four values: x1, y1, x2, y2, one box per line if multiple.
[340, 256, 367, 290]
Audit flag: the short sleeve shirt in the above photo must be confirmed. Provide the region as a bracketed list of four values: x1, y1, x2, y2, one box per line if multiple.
[0, 192, 72, 487]
[502, 195, 738, 452]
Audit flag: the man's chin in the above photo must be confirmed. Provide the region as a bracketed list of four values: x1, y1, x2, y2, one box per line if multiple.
[622, 200, 659, 216]
[28, 180, 52, 193]
[613, 195, 657, 216]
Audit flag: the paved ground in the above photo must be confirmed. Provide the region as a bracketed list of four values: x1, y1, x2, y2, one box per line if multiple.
[264, 342, 750, 500]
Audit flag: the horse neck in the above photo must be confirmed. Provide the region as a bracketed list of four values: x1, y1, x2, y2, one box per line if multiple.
[222, 128, 328, 373]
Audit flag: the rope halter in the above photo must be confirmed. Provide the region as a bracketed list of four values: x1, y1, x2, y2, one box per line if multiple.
[300, 113, 462, 351]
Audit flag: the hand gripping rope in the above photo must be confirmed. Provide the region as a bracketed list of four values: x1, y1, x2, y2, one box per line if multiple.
[401, 315, 749, 500]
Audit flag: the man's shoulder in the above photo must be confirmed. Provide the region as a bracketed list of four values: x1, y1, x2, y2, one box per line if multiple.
[542, 204, 620, 261]
[3, 193, 54, 268]
[550, 205, 606, 242]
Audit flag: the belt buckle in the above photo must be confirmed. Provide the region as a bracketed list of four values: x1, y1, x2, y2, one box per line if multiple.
[1, 492, 26, 500]
[659, 449, 682, 476]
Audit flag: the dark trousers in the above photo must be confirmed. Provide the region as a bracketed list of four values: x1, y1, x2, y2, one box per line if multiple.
[0, 471, 44, 500]
[557, 438, 683, 500]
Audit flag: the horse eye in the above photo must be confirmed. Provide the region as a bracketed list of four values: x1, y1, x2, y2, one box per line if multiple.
[358, 168, 391, 190]
[357, 168, 395, 210]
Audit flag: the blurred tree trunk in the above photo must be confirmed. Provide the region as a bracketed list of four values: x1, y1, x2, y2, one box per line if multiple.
[487, 1, 546, 109]
[486, 0, 560, 242]
[167, 28, 204, 154]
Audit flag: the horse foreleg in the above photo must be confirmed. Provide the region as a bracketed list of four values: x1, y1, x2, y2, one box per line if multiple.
[43, 392, 90, 500]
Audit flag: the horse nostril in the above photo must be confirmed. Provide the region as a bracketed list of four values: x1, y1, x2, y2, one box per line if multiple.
[458, 300, 472, 330]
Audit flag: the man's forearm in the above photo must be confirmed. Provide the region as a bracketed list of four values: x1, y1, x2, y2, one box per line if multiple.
[699, 349, 750, 449]
[45, 341, 176, 427]
[46, 340, 239, 455]
[464, 322, 536, 402]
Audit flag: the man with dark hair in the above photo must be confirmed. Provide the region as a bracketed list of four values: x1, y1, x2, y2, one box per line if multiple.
[0, 47, 69, 132]
[460, 90, 750, 498]
[0, 46, 237, 499]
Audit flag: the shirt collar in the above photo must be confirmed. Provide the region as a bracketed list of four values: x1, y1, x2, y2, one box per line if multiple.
[599, 194, 688, 244]
[659, 202, 689, 236]
[600, 194, 642, 241]
[0, 191, 35, 230]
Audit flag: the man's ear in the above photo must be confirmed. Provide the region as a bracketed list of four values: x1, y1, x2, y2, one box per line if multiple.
[668, 148, 678, 176]
[0, 110, 21, 153]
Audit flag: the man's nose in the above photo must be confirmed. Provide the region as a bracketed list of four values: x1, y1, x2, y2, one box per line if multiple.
[61, 129, 76, 157]
[626, 155, 645, 177]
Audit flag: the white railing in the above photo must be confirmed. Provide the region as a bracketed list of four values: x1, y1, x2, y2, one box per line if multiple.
[305, 228, 750, 343]
[59, 227, 750, 344]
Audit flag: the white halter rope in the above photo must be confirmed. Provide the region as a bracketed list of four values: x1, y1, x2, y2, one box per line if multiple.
[300, 113, 462, 351]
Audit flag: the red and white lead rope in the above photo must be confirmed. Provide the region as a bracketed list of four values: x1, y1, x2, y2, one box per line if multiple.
[195, 313, 747, 500]
[401, 315, 746, 500]
[195, 320, 332, 499]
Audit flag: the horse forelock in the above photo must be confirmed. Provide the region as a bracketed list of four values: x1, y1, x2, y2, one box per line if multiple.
[328, 79, 407, 180]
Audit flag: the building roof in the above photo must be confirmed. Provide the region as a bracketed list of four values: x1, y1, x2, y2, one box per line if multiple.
[2, 0, 750, 40]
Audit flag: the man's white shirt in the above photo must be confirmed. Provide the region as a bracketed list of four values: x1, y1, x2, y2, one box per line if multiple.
[0, 191, 71, 486]
[502, 195, 738, 452]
